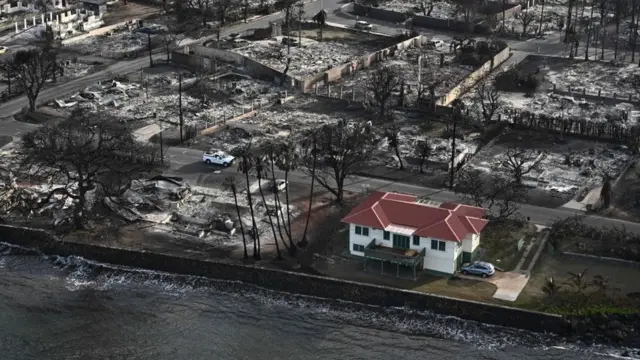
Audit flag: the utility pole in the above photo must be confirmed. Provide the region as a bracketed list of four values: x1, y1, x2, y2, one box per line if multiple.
[160, 126, 164, 164]
[449, 118, 457, 189]
[148, 32, 153, 67]
[179, 72, 184, 143]
[298, 3, 303, 47]
[417, 55, 423, 95]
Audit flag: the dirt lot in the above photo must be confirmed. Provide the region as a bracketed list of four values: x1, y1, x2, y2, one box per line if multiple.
[230, 29, 393, 78]
[102, 1, 160, 26]
[468, 130, 632, 207]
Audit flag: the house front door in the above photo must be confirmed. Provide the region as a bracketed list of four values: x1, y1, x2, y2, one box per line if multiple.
[392, 234, 410, 249]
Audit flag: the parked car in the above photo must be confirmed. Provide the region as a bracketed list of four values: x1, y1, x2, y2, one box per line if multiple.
[461, 261, 495, 278]
[426, 39, 445, 49]
[355, 21, 373, 31]
[202, 150, 235, 167]
[273, 179, 287, 192]
[281, 37, 298, 46]
[0, 46, 7, 54]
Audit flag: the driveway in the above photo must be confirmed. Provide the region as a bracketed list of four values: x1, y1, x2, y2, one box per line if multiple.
[458, 271, 530, 302]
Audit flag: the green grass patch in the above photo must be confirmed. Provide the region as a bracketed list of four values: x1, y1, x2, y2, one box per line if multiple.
[478, 219, 536, 271]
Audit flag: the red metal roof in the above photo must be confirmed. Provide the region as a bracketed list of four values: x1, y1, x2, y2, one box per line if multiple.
[341, 191, 488, 242]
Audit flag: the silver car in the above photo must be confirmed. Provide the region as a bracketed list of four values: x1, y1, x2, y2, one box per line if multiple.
[355, 21, 373, 31]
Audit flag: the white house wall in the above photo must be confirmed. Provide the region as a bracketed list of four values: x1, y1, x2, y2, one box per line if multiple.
[462, 233, 480, 253]
[348, 224, 460, 275]
[423, 238, 457, 274]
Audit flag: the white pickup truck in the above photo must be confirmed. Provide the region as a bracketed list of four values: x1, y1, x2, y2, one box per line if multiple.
[202, 150, 235, 167]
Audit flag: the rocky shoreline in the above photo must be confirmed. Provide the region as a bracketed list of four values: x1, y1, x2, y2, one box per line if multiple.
[567, 313, 640, 350]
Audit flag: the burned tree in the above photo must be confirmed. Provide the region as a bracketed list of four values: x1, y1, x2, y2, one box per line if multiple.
[305, 120, 377, 204]
[414, 138, 432, 173]
[381, 113, 405, 170]
[600, 175, 612, 208]
[520, 10, 537, 36]
[367, 66, 402, 118]
[6, 49, 56, 111]
[232, 143, 261, 260]
[223, 176, 249, 259]
[454, 169, 527, 220]
[418, 0, 439, 16]
[500, 147, 546, 184]
[275, 136, 301, 254]
[19, 110, 166, 229]
[474, 79, 503, 124]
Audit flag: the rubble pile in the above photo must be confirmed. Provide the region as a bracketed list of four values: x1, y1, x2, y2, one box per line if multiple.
[64, 23, 170, 56]
[547, 61, 640, 97]
[337, 46, 473, 105]
[53, 72, 281, 131]
[232, 36, 373, 78]
[378, 0, 458, 19]
[470, 141, 631, 194]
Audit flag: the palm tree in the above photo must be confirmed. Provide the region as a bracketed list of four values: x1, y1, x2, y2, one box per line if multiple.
[263, 140, 290, 252]
[542, 276, 560, 298]
[565, 268, 590, 294]
[299, 129, 318, 247]
[223, 176, 248, 259]
[254, 152, 283, 260]
[275, 135, 300, 255]
[232, 144, 261, 260]
[538, 0, 546, 36]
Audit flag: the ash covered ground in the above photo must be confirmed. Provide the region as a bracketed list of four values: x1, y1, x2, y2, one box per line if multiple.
[469, 130, 632, 196]
[230, 30, 386, 78]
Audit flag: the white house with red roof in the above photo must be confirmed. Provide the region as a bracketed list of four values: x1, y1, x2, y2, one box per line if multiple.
[341, 191, 489, 277]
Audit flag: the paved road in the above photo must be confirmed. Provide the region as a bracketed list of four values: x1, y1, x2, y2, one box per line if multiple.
[164, 146, 640, 233]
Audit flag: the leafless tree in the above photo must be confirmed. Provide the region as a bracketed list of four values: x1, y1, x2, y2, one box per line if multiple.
[451, 0, 481, 25]
[19, 110, 166, 229]
[520, 10, 537, 36]
[381, 113, 404, 170]
[232, 143, 262, 260]
[475, 79, 503, 124]
[304, 120, 378, 205]
[186, 0, 214, 27]
[414, 139, 432, 173]
[5, 49, 56, 111]
[565, 268, 590, 294]
[254, 153, 284, 260]
[367, 66, 402, 118]
[275, 136, 301, 254]
[499, 148, 545, 184]
[223, 176, 249, 259]
[418, 0, 439, 16]
[454, 169, 527, 220]
[299, 128, 318, 247]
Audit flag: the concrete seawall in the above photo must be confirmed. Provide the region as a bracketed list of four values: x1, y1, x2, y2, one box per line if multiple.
[0, 224, 568, 335]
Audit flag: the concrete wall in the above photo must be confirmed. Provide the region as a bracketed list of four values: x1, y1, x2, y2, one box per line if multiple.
[300, 35, 423, 92]
[0, 224, 568, 335]
[437, 45, 510, 106]
[173, 45, 298, 88]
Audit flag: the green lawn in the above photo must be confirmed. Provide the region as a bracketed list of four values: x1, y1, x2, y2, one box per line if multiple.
[478, 220, 536, 271]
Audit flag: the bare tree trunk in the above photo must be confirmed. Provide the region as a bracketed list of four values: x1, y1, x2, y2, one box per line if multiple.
[300, 148, 317, 247]
[231, 186, 249, 259]
[631, 0, 637, 62]
[245, 168, 260, 259]
[258, 175, 282, 260]
[565, 0, 574, 42]
[283, 168, 297, 255]
[585, 2, 595, 59]
[538, 0, 545, 35]
[268, 157, 290, 248]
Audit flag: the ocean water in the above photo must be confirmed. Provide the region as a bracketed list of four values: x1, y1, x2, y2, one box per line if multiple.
[0, 243, 636, 360]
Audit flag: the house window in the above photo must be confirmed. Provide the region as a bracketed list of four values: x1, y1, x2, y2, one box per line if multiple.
[355, 226, 362, 235]
[362, 227, 369, 236]
[392, 234, 410, 249]
[353, 243, 365, 252]
[383, 231, 390, 240]
[431, 239, 446, 252]
[439, 241, 446, 251]
[412, 235, 420, 246]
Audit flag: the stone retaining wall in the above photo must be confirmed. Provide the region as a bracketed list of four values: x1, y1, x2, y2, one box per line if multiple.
[0, 224, 567, 335]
